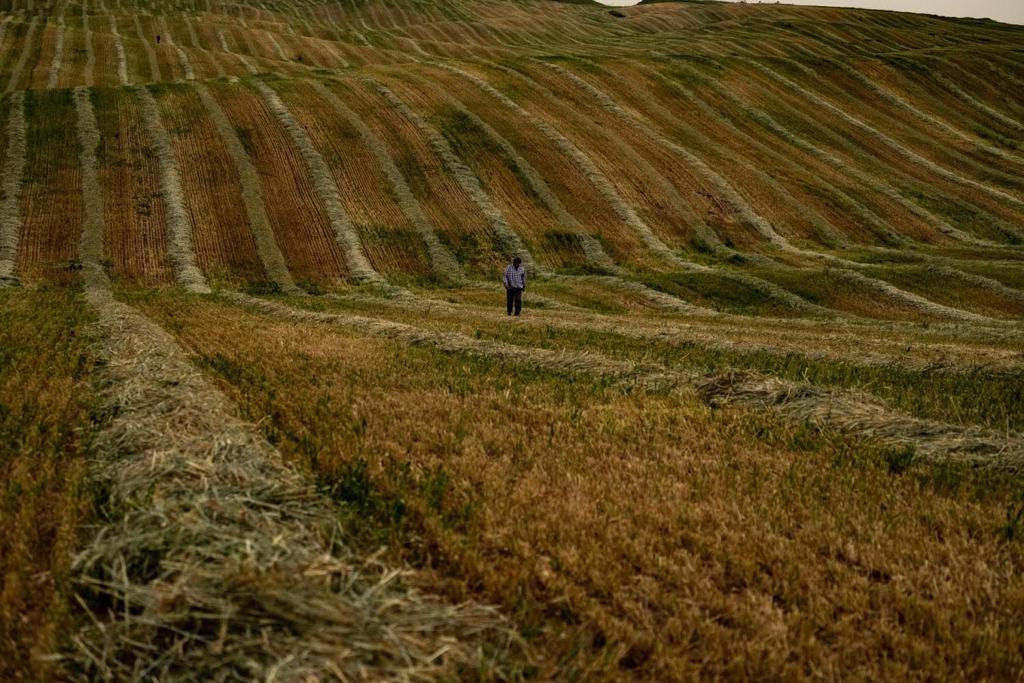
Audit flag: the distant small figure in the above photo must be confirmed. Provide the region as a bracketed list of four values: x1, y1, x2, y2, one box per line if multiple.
[502, 256, 526, 316]
[156, 34, 161, 44]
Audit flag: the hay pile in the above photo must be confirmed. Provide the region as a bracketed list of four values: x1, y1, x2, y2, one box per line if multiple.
[697, 370, 1024, 469]
[70, 287, 517, 679]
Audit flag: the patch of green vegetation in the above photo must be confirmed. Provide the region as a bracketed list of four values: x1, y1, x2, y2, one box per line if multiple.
[900, 187, 1022, 245]
[640, 270, 799, 316]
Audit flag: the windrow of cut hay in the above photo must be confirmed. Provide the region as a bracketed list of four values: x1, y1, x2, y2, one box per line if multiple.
[256, 79, 384, 284]
[45, 14, 65, 89]
[73, 86, 105, 285]
[369, 77, 537, 270]
[5, 17, 39, 94]
[230, 294, 1024, 469]
[0, 92, 25, 285]
[193, 81, 300, 293]
[159, 16, 195, 80]
[82, 0, 94, 86]
[331, 287, 1024, 375]
[310, 79, 464, 283]
[70, 83, 518, 679]
[107, 13, 129, 85]
[137, 85, 210, 292]
[71, 287, 518, 679]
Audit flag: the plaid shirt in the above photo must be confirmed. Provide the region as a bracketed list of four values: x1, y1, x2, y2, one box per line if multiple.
[503, 264, 526, 289]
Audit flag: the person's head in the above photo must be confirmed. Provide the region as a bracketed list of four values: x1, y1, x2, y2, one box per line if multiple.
[513, 257, 522, 267]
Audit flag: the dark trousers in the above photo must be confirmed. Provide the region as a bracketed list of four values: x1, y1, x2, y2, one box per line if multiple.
[506, 287, 523, 316]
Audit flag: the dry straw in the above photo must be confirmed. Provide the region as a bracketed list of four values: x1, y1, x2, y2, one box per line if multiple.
[192, 81, 302, 294]
[108, 13, 130, 85]
[0, 92, 26, 285]
[69, 85, 517, 674]
[256, 79, 384, 284]
[69, 287, 518, 679]
[5, 16, 38, 94]
[232, 293, 1024, 470]
[137, 85, 211, 293]
[368, 77, 537, 270]
[46, 14, 66, 89]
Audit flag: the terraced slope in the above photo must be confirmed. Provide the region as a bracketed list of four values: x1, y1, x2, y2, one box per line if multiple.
[0, 0, 1023, 680]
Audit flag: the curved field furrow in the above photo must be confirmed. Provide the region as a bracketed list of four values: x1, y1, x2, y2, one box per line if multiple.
[207, 79, 348, 287]
[4, 16, 39, 93]
[370, 75, 537, 273]
[256, 79, 383, 284]
[152, 83, 266, 286]
[192, 81, 299, 293]
[311, 78, 464, 283]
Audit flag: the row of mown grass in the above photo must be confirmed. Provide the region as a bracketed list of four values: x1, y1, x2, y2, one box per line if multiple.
[268, 292, 1024, 432]
[129, 288, 1024, 681]
[0, 288, 98, 682]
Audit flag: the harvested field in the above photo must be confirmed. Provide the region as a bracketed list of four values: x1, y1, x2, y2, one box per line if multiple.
[150, 83, 265, 286]
[124, 290, 1024, 680]
[16, 90, 83, 285]
[206, 79, 348, 288]
[0, 289, 97, 682]
[3, 0, 1024, 679]
[92, 86, 173, 285]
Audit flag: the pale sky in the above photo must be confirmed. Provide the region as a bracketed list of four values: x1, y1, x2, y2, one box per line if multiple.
[595, 0, 1024, 26]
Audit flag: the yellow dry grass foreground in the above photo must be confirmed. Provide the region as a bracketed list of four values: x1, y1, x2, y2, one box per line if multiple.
[120, 289, 1024, 680]
[0, 288, 96, 681]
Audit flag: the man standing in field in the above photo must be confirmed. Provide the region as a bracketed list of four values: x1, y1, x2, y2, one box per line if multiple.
[503, 256, 526, 316]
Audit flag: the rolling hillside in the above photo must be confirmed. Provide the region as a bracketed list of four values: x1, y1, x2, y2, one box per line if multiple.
[0, 0, 1023, 679]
